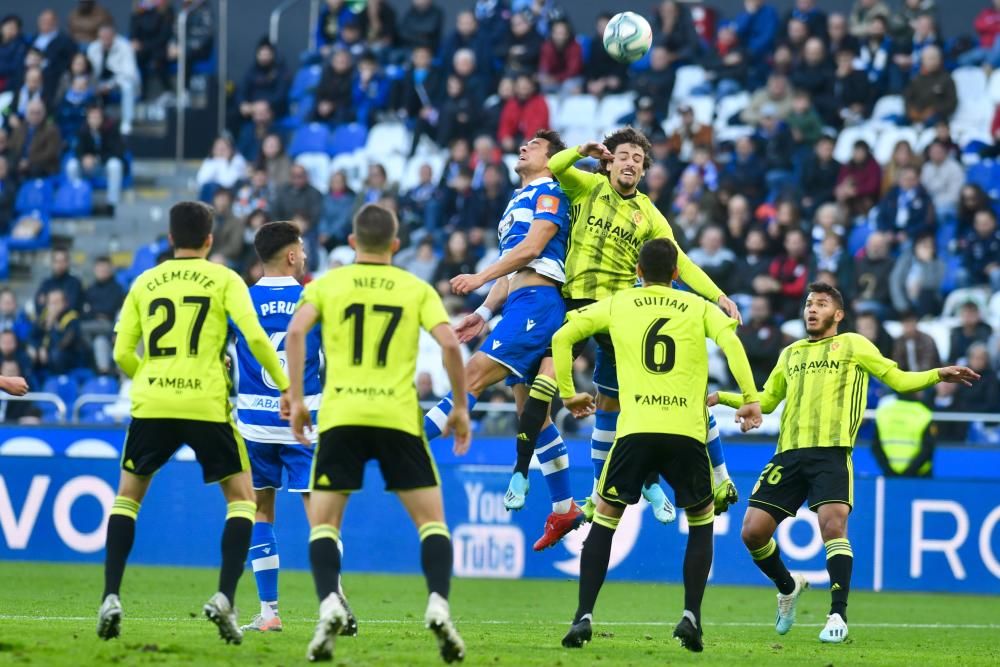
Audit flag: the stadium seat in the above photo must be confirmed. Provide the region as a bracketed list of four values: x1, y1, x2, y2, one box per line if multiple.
[871, 95, 904, 121]
[330, 151, 366, 191]
[713, 92, 750, 129]
[953, 67, 988, 102]
[400, 152, 445, 191]
[379, 154, 406, 187]
[672, 65, 707, 102]
[330, 123, 368, 156]
[989, 69, 1000, 104]
[7, 211, 51, 251]
[915, 126, 937, 152]
[501, 154, 520, 184]
[14, 178, 55, 214]
[874, 126, 919, 164]
[917, 318, 955, 361]
[833, 124, 879, 164]
[987, 291, 1000, 331]
[544, 94, 562, 121]
[685, 95, 715, 126]
[42, 375, 78, 420]
[51, 179, 94, 218]
[847, 221, 874, 257]
[288, 123, 332, 158]
[0, 238, 7, 280]
[941, 287, 991, 319]
[555, 95, 599, 132]
[289, 64, 322, 102]
[81, 375, 120, 397]
[365, 122, 410, 157]
[295, 152, 331, 193]
[597, 92, 636, 129]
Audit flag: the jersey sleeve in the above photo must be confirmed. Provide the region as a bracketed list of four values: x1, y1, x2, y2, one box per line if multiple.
[531, 186, 569, 229]
[704, 305, 758, 404]
[299, 279, 323, 315]
[853, 334, 940, 392]
[718, 346, 787, 412]
[553, 297, 612, 399]
[676, 244, 725, 303]
[548, 147, 600, 200]
[419, 283, 450, 331]
[225, 272, 290, 391]
[112, 288, 142, 377]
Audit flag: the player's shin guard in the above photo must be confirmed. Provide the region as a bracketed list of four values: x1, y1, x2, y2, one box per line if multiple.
[825, 538, 853, 622]
[590, 410, 617, 497]
[249, 522, 279, 617]
[219, 501, 255, 604]
[309, 524, 342, 601]
[424, 392, 478, 441]
[419, 522, 452, 599]
[514, 376, 557, 476]
[535, 424, 573, 513]
[683, 512, 715, 626]
[103, 496, 141, 598]
[706, 413, 730, 483]
[749, 538, 796, 595]
[574, 511, 619, 623]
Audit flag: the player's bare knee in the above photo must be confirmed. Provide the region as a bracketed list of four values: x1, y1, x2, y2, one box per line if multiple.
[741, 512, 772, 549]
[254, 489, 276, 522]
[818, 508, 848, 540]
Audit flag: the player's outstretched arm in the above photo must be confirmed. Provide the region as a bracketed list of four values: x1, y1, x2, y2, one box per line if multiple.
[675, 246, 741, 322]
[285, 302, 320, 446]
[112, 290, 141, 378]
[715, 348, 787, 414]
[713, 326, 762, 432]
[553, 300, 610, 418]
[451, 221, 559, 295]
[454, 276, 509, 344]
[855, 335, 980, 392]
[548, 146, 602, 198]
[0, 375, 29, 396]
[431, 322, 472, 455]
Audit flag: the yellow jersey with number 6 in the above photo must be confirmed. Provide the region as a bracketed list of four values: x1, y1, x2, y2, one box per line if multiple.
[114, 257, 288, 422]
[299, 262, 450, 436]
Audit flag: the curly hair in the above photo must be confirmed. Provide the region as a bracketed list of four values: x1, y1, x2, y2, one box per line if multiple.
[601, 126, 653, 174]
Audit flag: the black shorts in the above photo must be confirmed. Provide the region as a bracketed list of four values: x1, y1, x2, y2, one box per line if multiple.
[121, 417, 248, 483]
[313, 426, 439, 493]
[598, 433, 713, 509]
[749, 447, 854, 521]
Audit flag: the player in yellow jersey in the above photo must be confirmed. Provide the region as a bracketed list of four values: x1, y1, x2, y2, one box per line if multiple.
[710, 282, 979, 644]
[553, 239, 762, 653]
[515, 127, 743, 549]
[284, 204, 470, 664]
[97, 202, 291, 645]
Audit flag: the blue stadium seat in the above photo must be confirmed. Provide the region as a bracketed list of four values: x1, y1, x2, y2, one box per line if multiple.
[79, 402, 115, 424]
[847, 221, 873, 257]
[289, 123, 332, 157]
[278, 94, 315, 132]
[81, 375, 120, 397]
[69, 367, 95, 386]
[936, 217, 958, 253]
[8, 211, 51, 251]
[940, 253, 964, 295]
[14, 178, 55, 214]
[52, 179, 94, 217]
[43, 375, 79, 419]
[0, 238, 7, 281]
[329, 123, 368, 156]
[289, 64, 322, 102]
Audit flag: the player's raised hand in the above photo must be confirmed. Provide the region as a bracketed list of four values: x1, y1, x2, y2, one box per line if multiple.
[449, 407, 472, 455]
[706, 392, 720, 407]
[577, 141, 613, 161]
[717, 295, 742, 324]
[454, 312, 487, 343]
[937, 366, 981, 387]
[564, 392, 596, 419]
[0, 375, 29, 396]
[735, 401, 763, 433]
[451, 273, 484, 296]
[289, 399, 314, 446]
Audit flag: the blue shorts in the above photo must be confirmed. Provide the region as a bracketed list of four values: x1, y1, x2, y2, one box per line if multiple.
[482, 285, 566, 386]
[246, 439, 314, 492]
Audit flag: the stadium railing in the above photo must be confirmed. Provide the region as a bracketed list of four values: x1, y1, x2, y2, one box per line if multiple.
[3, 392, 67, 422]
[270, 0, 321, 54]
[71, 394, 124, 422]
[175, 0, 229, 160]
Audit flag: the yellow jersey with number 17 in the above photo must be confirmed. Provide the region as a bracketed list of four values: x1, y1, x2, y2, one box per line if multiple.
[113, 257, 289, 422]
[299, 262, 450, 436]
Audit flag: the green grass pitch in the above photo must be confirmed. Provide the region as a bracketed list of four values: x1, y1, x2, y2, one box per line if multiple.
[1, 562, 998, 666]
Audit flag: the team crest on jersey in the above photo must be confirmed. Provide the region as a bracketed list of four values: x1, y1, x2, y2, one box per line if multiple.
[632, 211, 643, 226]
[831, 342, 841, 351]
[536, 195, 559, 213]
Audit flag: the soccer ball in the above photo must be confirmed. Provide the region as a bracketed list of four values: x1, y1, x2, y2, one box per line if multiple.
[603, 12, 653, 64]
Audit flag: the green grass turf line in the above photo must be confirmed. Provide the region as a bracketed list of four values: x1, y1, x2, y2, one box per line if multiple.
[0, 562, 998, 666]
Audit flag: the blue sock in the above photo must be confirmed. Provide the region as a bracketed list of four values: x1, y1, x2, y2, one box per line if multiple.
[423, 392, 478, 440]
[249, 522, 279, 615]
[591, 410, 618, 494]
[707, 411, 729, 482]
[535, 424, 572, 512]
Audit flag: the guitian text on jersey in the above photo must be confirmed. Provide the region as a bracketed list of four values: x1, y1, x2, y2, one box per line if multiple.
[585, 216, 643, 250]
[145, 269, 216, 292]
[633, 295, 689, 311]
[787, 359, 843, 376]
[633, 393, 689, 407]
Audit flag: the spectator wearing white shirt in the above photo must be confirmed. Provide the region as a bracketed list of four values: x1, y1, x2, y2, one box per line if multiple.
[921, 140, 965, 219]
[86, 23, 140, 134]
[196, 135, 248, 193]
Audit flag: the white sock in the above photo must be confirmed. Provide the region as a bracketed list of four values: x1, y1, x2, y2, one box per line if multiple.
[261, 601, 278, 619]
[683, 609, 698, 628]
[552, 498, 573, 514]
[713, 463, 730, 486]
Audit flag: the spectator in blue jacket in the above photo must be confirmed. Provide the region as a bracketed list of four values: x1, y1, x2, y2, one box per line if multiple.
[734, 0, 780, 88]
[0, 15, 28, 93]
[352, 52, 390, 127]
[857, 15, 897, 95]
[876, 165, 935, 244]
[962, 209, 1000, 291]
[32, 10, 78, 96]
[439, 11, 495, 90]
[237, 41, 289, 124]
[34, 248, 85, 314]
[318, 170, 356, 249]
[0, 288, 33, 342]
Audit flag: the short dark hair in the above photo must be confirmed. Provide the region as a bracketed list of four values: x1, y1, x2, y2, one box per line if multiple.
[254, 221, 302, 264]
[94, 255, 111, 264]
[638, 238, 679, 284]
[603, 126, 653, 171]
[169, 201, 214, 250]
[534, 129, 566, 158]
[807, 281, 844, 310]
[353, 204, 398, 251]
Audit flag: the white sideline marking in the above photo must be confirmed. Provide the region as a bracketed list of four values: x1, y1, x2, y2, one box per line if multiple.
[1, 615, 997, 629]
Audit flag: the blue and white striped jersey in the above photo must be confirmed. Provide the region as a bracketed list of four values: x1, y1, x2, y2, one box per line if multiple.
[497, 177, 571, 283]
[234, 276, 322, 444]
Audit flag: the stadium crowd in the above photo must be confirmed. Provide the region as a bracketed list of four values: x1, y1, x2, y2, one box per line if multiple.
[0, 0, 999, 433]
